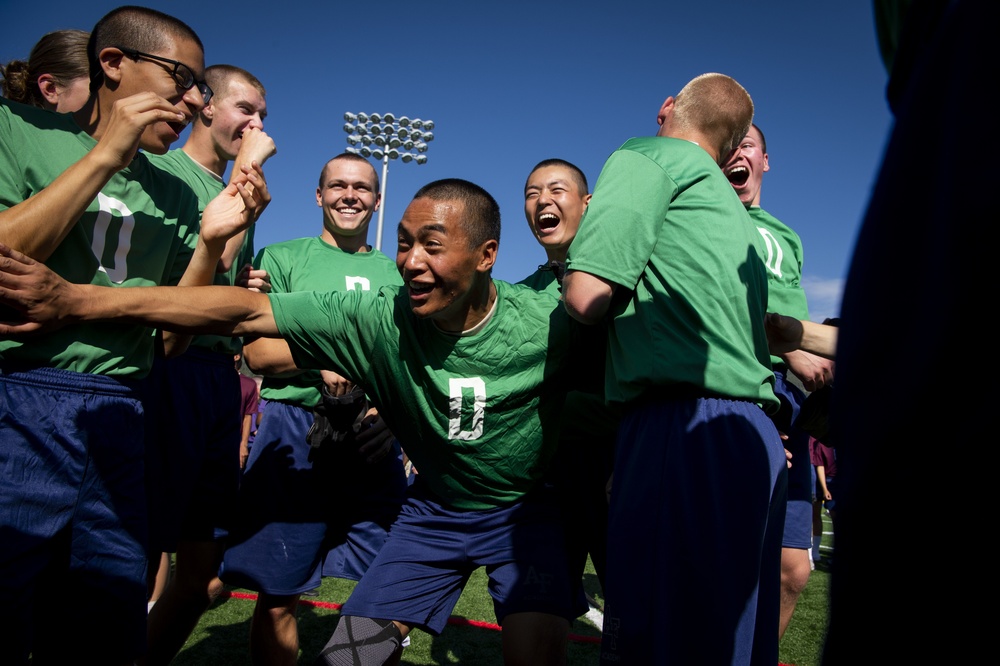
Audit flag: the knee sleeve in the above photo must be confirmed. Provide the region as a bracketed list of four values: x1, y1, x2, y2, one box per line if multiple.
[314, 615, 403, 666]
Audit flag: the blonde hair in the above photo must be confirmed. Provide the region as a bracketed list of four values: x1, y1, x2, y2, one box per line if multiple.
[204, 64, 266, 104]
[673, 73, 754, 159]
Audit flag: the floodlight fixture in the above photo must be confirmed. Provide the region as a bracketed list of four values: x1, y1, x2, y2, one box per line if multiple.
[343, 111, 437, 250]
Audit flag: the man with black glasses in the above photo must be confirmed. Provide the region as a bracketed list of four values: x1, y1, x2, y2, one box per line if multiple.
[0, 7, 266, 665]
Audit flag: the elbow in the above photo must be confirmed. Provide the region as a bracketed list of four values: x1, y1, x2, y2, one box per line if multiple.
[563, 296, 603, 325]
[562, 271, 612, 325]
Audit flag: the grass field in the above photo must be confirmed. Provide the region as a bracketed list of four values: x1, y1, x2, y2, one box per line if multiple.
[171, 514, 834, 665]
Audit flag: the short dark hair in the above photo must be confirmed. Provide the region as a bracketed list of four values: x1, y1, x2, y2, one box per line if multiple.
[1, 29, 90, 108]
[526, 158, 589, 195]
[317, 152, 379, 192]
[412, 178, 501, 249]
[88, 5, 203, 91]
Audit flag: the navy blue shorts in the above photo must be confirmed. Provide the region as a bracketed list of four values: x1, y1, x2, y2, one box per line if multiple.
[141, 348, 242, 553]
[221, 400, 406, 595]
[0, 367, 147, 664]
[773, 370, 813, 549]
[341, 479, 588, 635]
[600, 396, 787, 666]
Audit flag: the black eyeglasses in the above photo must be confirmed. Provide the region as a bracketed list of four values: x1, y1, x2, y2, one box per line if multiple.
[116, 46, 213, 104]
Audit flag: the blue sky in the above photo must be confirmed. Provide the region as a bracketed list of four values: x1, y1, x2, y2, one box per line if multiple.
[2, 1, 892, 322]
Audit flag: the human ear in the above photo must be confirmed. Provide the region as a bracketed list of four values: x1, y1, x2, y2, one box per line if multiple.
[36, 74, 61, 106]
[98, 47, 126, 86]
[477, 239, 499, 273]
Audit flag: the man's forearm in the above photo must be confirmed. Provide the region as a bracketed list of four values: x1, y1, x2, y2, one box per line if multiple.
[74, 283, 277, 337]
[0, 150, 120, 261]
[163, 238, 233, 356]
[800, 320, 838, 360]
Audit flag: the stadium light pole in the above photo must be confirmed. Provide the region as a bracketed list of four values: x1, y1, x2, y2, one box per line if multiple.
[343, 112, 435, 251]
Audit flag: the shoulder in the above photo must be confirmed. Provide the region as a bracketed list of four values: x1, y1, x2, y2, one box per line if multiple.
[0, 98, 84, 145]
[262, 236, 316, 256]
[496, 280, 562, 315]
[751, 206, 803, 240]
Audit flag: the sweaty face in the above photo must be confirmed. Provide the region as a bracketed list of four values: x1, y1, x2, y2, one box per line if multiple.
[316, 159, 379, 241]
[206, 78, 267, 161]
[523, 165, 590, 257]
[396, 197, 494, 332]
[722, 126, 768, 206]
[115, 36, 207, 154]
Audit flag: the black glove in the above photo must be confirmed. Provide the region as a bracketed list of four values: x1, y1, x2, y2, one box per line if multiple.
[355, 413, 396, 464]
[305, 385, 368, 449]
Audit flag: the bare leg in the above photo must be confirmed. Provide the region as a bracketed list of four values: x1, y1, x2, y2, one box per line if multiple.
[145, 540, 226, 666]
[147, 552, 172, 607]
[778, 547, 811, 638]
[251, 593, 301, 666]
[501, 612, 569, 666]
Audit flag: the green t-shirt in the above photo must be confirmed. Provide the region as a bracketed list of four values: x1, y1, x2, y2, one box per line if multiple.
[0, 99, 199, 377]
[567, 136, 778, 410]
[147, 148, 254, 355]
[748, 206, 810, 369]
[270, 280, 592, 510]
[256, 236, 402, 408]
[517, 267, 620, 443]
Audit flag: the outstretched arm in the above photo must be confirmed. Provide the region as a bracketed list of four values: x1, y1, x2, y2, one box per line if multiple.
[764, 312, 838, 360]
[0, 243, 277, 338]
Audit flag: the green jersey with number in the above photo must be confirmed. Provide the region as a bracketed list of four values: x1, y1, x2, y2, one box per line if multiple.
[748, 206, 810, 368]
[0, 99, 199, 377]
[256, 236, 402, 409]
[270, 280, 589, 510]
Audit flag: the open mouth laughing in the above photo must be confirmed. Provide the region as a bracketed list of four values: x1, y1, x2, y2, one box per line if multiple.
[724, 165, 749, 188]
[535, 212, 560, 233]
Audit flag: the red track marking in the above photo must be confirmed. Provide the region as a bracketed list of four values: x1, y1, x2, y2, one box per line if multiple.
[218, 590, 602, 645]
